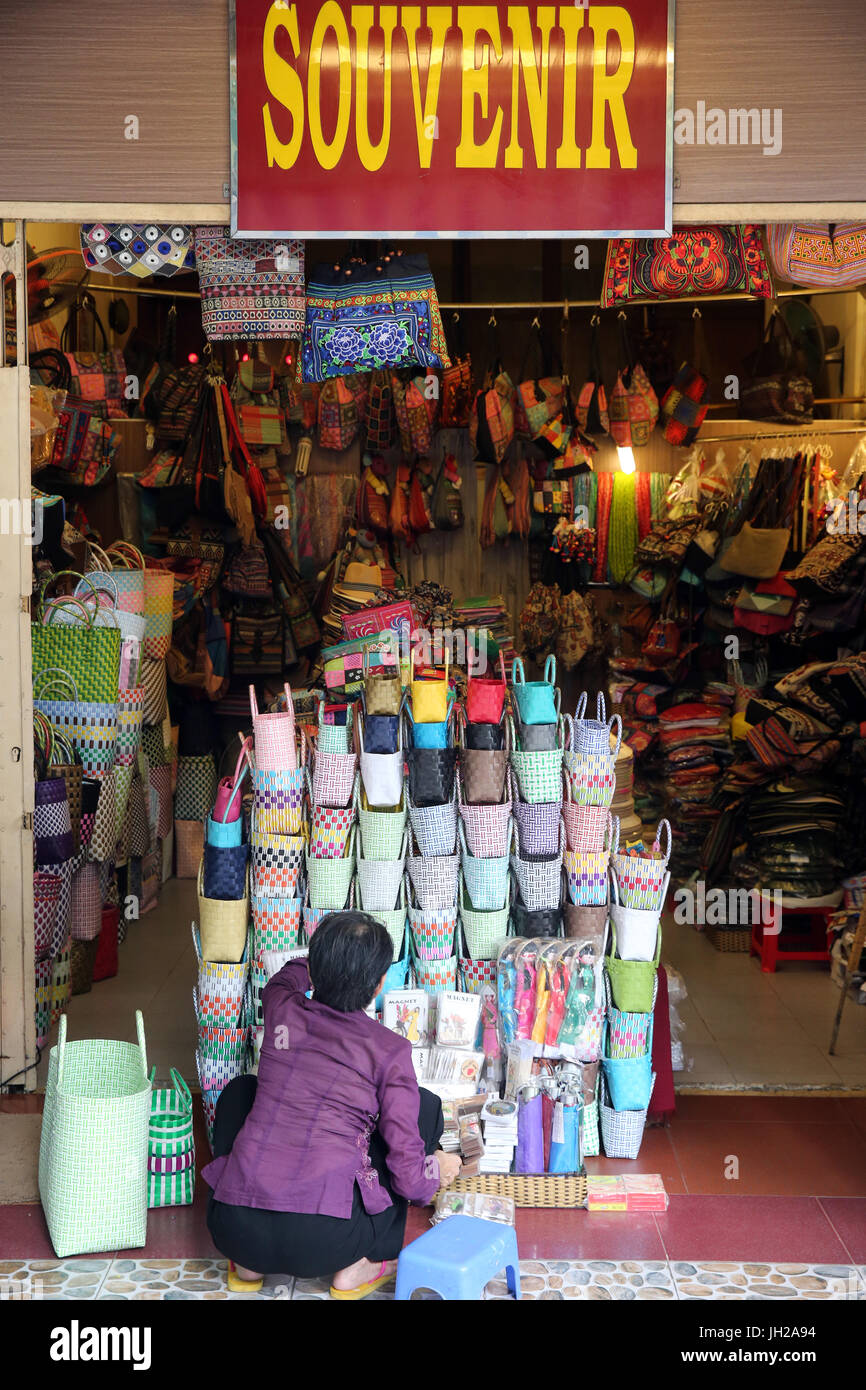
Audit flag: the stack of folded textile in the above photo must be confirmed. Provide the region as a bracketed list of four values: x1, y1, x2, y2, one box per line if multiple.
[610, 742, 641, 841]
[732, 783, 846, 901]
[658, 701, 732, 875]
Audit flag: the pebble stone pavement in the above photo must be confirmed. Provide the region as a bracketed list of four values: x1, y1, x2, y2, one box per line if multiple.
[1, 1258, 863, 1300]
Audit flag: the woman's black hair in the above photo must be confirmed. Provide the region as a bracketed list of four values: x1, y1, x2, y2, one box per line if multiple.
[307, 911, 394, 1013]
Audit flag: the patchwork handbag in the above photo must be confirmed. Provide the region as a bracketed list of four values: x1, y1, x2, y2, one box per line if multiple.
[660, 309, 710, 446]
[318, 376, 360, 451]
[458, 874, 511, 960]
[408, 791, 458, 858]
[357, 713, 403, 809]
[358, 786, 407, 860]
[147, 1068, 195, 1209]
[459, 820, 511, 912]
[511, 655, 559, 725]
[366, 370, 394, 450]
[611, 819, 672, 913]
[302, 252, 449, 382]
[195, 227, 305, 342]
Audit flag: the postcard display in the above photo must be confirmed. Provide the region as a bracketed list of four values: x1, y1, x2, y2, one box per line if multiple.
[191, 660, 667, 1175]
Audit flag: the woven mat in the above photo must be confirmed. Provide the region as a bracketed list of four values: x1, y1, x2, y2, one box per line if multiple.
[0, 1114, 42, 1204]
[442, 1173, 588, 1209]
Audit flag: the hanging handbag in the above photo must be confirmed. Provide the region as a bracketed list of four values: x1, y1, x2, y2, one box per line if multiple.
[471, 363, 516, 466]
[61, 293, 127, 420]
[213, 738, 251, 825]
[576, 315, 610, 435]
[81, 223, 195, 278]
[232, 610, 287, 675]
[440, 312, 474, 428]
[431, 452, 464, 531]
[318, 375, 361, 451]
[515, 319, 563, 439]
[601, 225, 773, 307]
[765, 222, 866, 289]
[194, 227, 305, 341]
[741, 311, 815, 425]
[366, 370, 395, 450]
[659, 309, 711, 446]
[393, 373, 433, 457]
[302, 251, 449, 382]
[605, 919, 660, 1014]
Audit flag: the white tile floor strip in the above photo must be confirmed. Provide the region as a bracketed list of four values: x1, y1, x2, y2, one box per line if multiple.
[1, 1258, 863, 1300]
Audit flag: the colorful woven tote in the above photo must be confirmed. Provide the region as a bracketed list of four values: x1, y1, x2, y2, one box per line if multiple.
[39, 1011, 151, 1257]
[147, 1067, 195, 1208]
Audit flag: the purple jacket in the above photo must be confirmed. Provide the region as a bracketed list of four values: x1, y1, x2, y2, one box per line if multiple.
[202, 960, 440, 1218]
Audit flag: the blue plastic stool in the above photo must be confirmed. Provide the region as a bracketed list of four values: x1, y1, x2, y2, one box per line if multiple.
[394, 1215, 521, 1301]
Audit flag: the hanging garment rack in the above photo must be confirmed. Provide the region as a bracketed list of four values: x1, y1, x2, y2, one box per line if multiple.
[697, 425, 866, 444]
[82, 281, 850, 310]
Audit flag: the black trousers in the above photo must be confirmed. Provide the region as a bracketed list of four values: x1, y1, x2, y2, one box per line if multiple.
[206, 1076, 444, 1279]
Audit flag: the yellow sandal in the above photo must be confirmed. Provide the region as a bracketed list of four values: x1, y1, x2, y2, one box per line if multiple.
[329, 1261, 396, 1301]
[227, 1261, 264, 1293]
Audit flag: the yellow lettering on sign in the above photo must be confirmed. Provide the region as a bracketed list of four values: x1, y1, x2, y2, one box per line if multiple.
[353, 5, 398, 172]
[586, 6, 638, 170]
[555, 3, 585, 169]
[455, 6, 504, 169]
[262, 2, 304, 169]
[504, 6, 555, 170]
[309, 1, 352, 170]
[402, 5, 452, 170]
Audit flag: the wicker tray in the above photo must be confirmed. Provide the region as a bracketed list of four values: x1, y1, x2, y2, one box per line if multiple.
[440, 1173, 588, 1208]
[706, 926, 750, 953]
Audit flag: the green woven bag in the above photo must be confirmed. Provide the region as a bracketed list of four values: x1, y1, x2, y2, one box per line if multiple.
[358, 789, 407, 860]
[147, 1066, 194, 1209]
[604, 920, 660, 1013]
[32, 572, 121, 704]
[39, 1010, 151, 1256]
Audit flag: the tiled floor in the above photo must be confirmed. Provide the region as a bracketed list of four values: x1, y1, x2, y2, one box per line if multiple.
[1, 1255, 862, 1300]
[35, 879, 866, 1092]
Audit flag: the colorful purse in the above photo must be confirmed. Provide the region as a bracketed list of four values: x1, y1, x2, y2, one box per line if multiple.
[511, 655, 559, 726]
[318, 376, 360, 451]
[81, 223, 195, 278]
[659, 310, 710, 446]
[302, 252, 449, 382]
[601, 225, 773, 307]
[576, 316, 610, 435]
[765, 223, 866, 289]
[194, 227, 305, 342]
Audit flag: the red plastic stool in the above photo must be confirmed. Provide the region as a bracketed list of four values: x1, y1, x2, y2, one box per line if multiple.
[750, 903, 832, 973]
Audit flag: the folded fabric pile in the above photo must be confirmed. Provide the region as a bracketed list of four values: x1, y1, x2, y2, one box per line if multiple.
[454, 595, 516, 672]
[610, 742, 641, 841]
[731, 782, 846, 901]
[657, 701, 732, 875]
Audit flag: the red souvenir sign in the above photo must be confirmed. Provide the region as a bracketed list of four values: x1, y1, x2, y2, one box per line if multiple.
[231, 2, 674, 238]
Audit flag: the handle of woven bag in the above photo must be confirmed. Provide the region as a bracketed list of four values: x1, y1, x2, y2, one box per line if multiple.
[505, 714, 516, 758]
[50, 728, 78, 767]
[217, 737, 251, 824]
[511, 656, 526, 687]
[107, 540, 146, 571]
[574, 691, 588, 724]
[606, 813, 620, 856]
[595, 691, 607, 723]
[543, 654, 556, 687]
[75, 570, 120, 615]
[653, 817, 672, 866]
[33, 710, 54, 764]
[39, 570, 99, 620]
[83, 541, 113, 573]
[43, 595, 99, 630]
[560, 712, 575, 760]
[607, 714, 623, 760]
[33, 667, 80, 702]
[249, 684, 261, 720]
[135, 1009, 148, 1080]
[458, 815, 469, 861]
